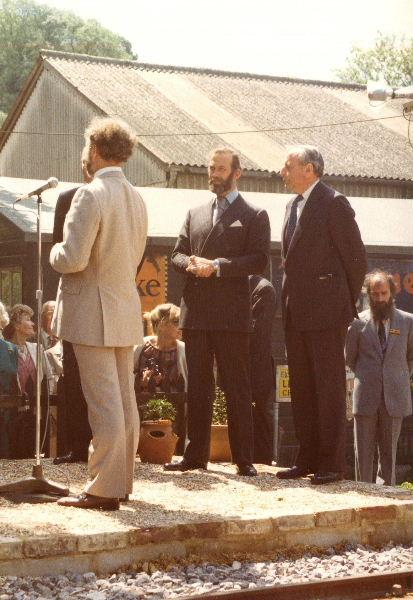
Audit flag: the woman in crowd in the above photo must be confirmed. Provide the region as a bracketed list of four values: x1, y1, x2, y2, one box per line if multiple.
[134, 303, 187, 450]
[134, 303, 187, 395]
[0, 302, 19, 457]
[3, 304, 47, 457]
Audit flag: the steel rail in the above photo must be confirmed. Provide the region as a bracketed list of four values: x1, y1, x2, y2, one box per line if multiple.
[180, 569, 413, 600]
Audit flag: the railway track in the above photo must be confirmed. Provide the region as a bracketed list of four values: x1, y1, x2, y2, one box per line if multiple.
[181, 569, 413, 600]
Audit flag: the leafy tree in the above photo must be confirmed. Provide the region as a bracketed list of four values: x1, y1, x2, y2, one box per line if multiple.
[0, 0, 137, 114]
[336, 32, 413, 87]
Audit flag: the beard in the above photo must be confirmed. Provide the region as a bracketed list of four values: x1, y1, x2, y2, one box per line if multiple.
[370, 297, 394, 321]
[208, 171, 235, 196]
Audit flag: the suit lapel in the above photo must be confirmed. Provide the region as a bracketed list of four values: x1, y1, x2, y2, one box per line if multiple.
[201, 194, 246, 255]
[365, 313, 383, 358]
[383, 310, 399, 360]
[194, 200, 215, 255]
[286, 181, 323, 258]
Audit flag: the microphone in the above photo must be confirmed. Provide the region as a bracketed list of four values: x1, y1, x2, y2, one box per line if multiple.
[16, 177, 59, 203]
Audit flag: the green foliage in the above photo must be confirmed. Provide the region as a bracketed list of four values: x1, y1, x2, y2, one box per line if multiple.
[0, 111, 7, 126]
[336, 32, 413, 87]
[400, 481, 413, 490]
[142, 397, 176, 422]
[0, 0, 137, 114]
[212, 386, 227, 425]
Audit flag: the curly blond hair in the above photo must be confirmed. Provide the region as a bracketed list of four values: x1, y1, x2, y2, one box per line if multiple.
[85, 117, 138, 163]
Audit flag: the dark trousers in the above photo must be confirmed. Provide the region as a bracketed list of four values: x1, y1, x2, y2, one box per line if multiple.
[251, 356, 274, 464]
[285, 318, 347, 473]
[61, 340, 91, 460]
[183, 329, 254, 466]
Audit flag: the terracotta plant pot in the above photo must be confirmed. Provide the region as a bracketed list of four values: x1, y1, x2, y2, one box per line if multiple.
[209, 424, 232, 462]
[138, 419, 178, 464]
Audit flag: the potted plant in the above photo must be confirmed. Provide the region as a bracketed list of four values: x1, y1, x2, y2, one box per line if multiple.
[138, 396, 178, 464]
[210, 387, 232, 462]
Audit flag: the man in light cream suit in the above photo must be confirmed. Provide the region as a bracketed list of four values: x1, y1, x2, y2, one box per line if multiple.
[50, 117, 147, 510]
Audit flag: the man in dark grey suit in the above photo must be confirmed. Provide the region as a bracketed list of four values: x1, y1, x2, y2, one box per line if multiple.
[346, 270, 413, 486]
[276, 145, 367, 485]
[165, 147, 271, 476]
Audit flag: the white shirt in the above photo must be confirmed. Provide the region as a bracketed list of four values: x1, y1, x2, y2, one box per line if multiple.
[94, 166, 123, 177]
[296, 179, 320, 221]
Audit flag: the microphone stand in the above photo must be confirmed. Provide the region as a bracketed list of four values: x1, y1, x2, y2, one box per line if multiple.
[0, 192, 69, 498]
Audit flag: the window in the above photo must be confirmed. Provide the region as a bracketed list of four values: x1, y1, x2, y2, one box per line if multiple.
[0, 267, 22, 308]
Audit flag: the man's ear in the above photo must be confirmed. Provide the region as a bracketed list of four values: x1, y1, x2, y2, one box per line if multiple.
[234, 168, 242, 181]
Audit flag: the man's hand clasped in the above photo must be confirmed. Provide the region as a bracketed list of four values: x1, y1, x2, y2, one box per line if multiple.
[186, 255, 216, 278]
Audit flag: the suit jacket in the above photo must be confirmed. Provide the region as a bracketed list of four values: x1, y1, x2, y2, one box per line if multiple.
[0, 338, 18, 395]
[172, 194, 270, 332]
[281, 180, 367, 331]
[249, 275, 277, 391]
[53, 186, 80, 244]
[345, 308, 413, 418]
[50, 170, 148, 347]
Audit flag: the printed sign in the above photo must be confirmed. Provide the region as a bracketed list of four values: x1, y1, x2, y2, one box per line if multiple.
[136, 255, 167, 313]
[276, 365, 291, 402]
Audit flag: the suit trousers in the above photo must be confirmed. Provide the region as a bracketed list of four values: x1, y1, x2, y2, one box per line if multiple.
[62, 340, 91, 460]
[285, 318, 347, 473]
[354, 398, 403, 486]
[73, 344, 139, 498]
[182, 329, 254, 466]
[251, 354, 274, 464]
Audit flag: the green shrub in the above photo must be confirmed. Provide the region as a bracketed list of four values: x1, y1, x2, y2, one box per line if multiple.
[212, 387, 227, 425]
[400, 481, 413, 491]
[142, 397, 176, 422]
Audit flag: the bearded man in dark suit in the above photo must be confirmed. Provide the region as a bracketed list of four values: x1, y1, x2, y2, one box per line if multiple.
[276, 145, 367, 485]
[165, 148, 271, 477]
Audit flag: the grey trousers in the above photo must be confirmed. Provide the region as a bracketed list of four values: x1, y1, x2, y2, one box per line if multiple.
[354, 398, 402, 486]
[73, 344, 139, 498]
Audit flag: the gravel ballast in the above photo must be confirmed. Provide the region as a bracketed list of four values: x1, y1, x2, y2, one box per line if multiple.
[0, 543, 412, 599]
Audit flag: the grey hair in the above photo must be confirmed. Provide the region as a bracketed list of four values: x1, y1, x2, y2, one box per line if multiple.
[287, 145, 324, 177]
[0, 301, 9, 330]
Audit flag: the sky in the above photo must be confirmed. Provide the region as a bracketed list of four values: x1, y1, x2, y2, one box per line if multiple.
[35, 0, 413, 81]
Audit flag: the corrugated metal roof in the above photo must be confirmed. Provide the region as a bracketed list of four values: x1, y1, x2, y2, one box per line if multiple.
[1, 177, 412, 251]
[35, 50, 412, 182]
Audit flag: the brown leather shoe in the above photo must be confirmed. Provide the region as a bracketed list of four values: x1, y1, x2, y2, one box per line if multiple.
[57, 493, 119, 510]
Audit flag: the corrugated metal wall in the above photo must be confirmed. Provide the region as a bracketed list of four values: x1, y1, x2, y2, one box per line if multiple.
[0, 69, 167, 187]
[175, 171, 413, 197]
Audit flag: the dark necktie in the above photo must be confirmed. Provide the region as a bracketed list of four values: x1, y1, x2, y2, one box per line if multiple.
[213, 197, 228, 225]
[378, 320, 387, 355]
[284, 195, 303, 253]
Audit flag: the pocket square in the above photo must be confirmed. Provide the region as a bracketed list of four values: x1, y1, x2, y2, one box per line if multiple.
[229, 220, 242, 227]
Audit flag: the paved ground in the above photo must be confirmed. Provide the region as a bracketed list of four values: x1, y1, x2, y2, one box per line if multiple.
[0, 458, 412, 540]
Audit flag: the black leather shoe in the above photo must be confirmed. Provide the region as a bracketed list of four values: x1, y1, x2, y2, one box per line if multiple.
[120, 494, 129, 503]
[53, 452, 77, 465]
[311, 472, 343, 485]
[164, 460, 208, 472]
[236, 464, 257, 477]
[276, 466, 311, 480]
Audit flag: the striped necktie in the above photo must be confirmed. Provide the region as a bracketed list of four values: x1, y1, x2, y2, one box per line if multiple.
[285, 194, 303, 253]
[213, 197, 228, 225]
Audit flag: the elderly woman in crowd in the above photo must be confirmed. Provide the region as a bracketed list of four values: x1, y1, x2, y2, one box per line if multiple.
[0, 302, 19, 457]
[3, 304, 50, 457]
